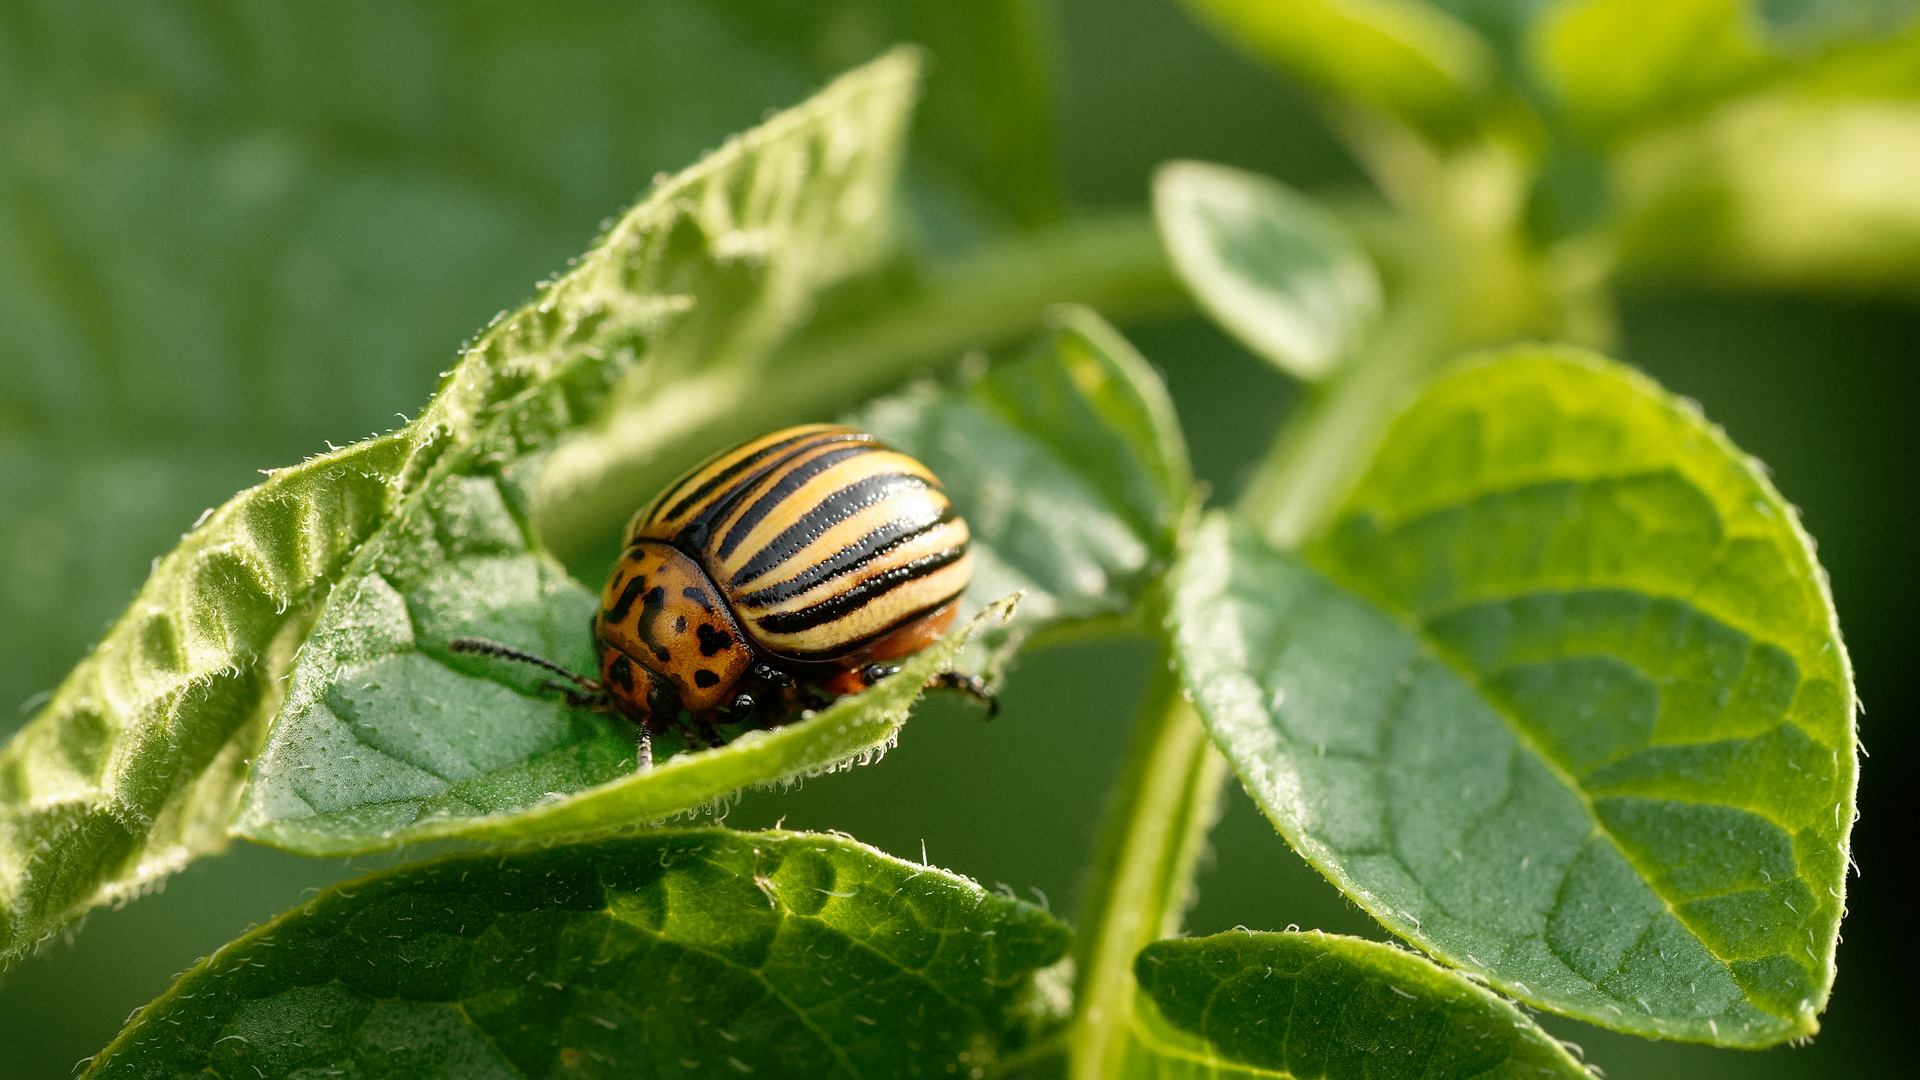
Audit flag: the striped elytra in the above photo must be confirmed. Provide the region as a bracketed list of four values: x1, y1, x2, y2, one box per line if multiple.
[625, 424, 973, 662]
[446, 424, 983, 754]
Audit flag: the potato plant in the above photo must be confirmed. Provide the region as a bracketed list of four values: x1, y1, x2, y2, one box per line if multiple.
[4, 2, 1906, 1077]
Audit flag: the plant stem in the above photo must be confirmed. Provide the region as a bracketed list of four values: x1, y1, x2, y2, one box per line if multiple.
[785, 211, 1184, 385]
[1063, 270, 1455, 1079]
[1237, 279, 1448, 547]
[1066, 621, 1229, 1080]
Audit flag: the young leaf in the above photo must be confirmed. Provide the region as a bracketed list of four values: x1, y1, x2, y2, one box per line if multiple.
[1531, 0, 1778, 142]
[238, 305, 1191, 855]
[1153, 162, 1382, 381]
[83, 828, 1071, 1079]
[1173, 347, 1855, 1046]
[0, 48, 922, 963]
[1617, 91, 1920, 295]
[1127, 931, 1587, 1078]
[1180, 0, 1494, 141]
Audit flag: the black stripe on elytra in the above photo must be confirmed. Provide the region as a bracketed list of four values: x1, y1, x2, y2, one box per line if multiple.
[676, 432, 864, 550]
[715, 444, 882, 561]
[736, 506, 954, 607]
[605, 574, 648, 624]
[657, 429, 823, 525]
[728, 473, 936, 590]
[634, 585, 672, 663]
[753, 546, 967, 635]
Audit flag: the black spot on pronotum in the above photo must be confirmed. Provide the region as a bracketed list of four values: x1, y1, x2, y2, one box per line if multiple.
[694, 670, 720, 688]
[608, 654, 634, 692]
[681, 585, 717, 614]
[606, 574, 648, 623]
[697, 624, 732, 657]
[674, 615, 688, 634]
[636, 586, 672, 663]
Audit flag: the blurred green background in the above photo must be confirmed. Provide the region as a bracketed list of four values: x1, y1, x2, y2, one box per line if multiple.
[0, 1, 1908, 1077]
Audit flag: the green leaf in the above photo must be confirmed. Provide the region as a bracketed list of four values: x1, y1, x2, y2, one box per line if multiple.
[1153, 161, 1382, 382]
[0, 0, 1062, 801]
[1180, 0, 1495, 141]
[1529, 0, 1779, 142]
[1616, 91, 1920, 296]
[0, 48, 922, 963]
[238, 304, 1192, 855]
[239, 595, 1014, 855]
[1172, 347, 1855, 1046]
[857, 305, 1194, 653]
[1126, 931, 1588, 1078]
[83, 828, 1071, 1079]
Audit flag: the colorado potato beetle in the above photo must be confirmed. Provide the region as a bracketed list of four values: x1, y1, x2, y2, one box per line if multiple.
[451, 424, 991, 768]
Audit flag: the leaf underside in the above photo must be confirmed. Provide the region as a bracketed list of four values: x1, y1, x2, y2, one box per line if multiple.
[0, 47, 921, 962]
[1126, 931, 1587, 1079]
[84, 829, 1071, 1080]
[1174, 346, 1854, 1046]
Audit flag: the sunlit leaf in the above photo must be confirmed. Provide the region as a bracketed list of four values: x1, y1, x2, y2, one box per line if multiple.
[0, 48, 922, 963]
[84, 829, 1071, 1079]
[1617, 92, 1920, 295]
[1125, 931, 1587, 1078]
[239, 306, 1191, 855]
[1181, 0, 1494, 141]
[1153, 161, 1381, 381]
[1172, 347, 1855, 1046]
[1530, 0, 1778, 142]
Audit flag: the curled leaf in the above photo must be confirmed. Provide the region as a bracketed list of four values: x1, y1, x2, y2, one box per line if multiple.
[240, 597, 1017, 854]
[0, 48, 922, 962]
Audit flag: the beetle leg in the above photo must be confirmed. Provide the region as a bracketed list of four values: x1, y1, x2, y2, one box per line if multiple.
[541, 679, 612, 712]
[634, 730, 654, 774]
[751, 662, 795, 688]
[926, 670, 997, 718]
[858, 663, 902, 687]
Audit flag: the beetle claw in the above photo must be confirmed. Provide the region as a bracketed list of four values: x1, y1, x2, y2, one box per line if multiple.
[925, 670, 996, 717]
[751, 662, 795, 688]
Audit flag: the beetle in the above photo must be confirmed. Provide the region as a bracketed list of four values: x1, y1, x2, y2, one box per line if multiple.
[451, 424, 991, 767]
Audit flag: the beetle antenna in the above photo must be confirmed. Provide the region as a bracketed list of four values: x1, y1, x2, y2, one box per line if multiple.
[449, 637, 601, 691]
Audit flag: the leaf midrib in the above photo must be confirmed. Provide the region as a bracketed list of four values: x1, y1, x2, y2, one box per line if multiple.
[602, 894, 993, 1079]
